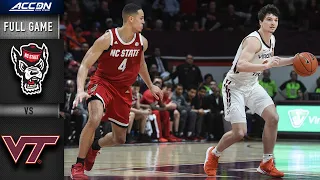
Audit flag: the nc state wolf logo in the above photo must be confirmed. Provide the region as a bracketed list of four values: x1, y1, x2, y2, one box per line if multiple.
[11, 43, 49, 95]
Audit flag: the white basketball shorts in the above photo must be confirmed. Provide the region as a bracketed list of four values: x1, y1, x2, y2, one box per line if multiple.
[222, 78, 274, 124]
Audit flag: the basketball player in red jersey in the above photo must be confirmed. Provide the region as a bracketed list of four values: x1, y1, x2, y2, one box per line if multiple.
[70, 3, 163, 179]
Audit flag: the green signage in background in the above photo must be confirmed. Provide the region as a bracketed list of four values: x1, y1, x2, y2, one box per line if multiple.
[276, 105, 320, 133]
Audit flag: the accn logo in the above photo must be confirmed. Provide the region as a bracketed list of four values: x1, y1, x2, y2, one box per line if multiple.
[1, 135, 59, 164]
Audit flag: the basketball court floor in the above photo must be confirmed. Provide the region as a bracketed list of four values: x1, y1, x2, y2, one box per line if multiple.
[64, 140, 320, 179]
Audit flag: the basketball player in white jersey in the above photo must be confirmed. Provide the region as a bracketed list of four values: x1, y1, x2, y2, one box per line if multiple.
[204, 5, 296, 177]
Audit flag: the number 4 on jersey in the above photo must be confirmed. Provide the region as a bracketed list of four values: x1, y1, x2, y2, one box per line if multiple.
[118, 58, 127, 72]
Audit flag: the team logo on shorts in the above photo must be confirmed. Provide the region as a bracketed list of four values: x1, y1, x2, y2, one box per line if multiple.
[11, 43, 49, 95]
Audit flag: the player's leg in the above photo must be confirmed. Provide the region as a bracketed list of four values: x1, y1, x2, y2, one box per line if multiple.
[246, 84, 283, 177]
[71, 99, 104, 179]
[204, 79, 247, 176]
[261, 105, 278, 156]
[84, 97, 129, 171]
[96, 122, 127, 147]
[78, 100, 104, 158]
[215, 123, 247, 151]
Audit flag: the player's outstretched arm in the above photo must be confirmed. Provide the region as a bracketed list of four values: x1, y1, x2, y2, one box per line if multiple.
[273, 55, 296, 67]
[139, 35, 163, 101]
[236, 37, 280, 72]
[73, 32, 111, 108]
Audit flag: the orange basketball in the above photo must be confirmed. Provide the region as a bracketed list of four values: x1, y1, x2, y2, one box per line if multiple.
[293, 52, 318, 77]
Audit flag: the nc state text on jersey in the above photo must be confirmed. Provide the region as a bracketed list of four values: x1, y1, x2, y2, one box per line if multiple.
[110, 49, 140, 58]
[4, 22, 53, 32]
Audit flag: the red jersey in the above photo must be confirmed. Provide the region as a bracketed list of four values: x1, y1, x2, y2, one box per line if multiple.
[94, 28, 143, 88]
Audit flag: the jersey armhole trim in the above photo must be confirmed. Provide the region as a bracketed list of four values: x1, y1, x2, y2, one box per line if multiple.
[139, 33, 143, 46]
[103, 29, 113, 52]
[243, 36, 262, 53]
[139, 33, 144, 51]
[109, 29, 114, 46]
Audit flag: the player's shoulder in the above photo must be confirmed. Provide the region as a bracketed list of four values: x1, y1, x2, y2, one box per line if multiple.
[242, 35, 261, 50]
[94, 30, 113, 50]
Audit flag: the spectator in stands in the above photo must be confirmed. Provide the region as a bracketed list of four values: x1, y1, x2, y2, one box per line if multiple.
[203, 73, 214, 95]
[64, 41, 74, 64]
[85, 26, 102, 46]
[190, 21, 204, 31]
[95, 1, 111, 30]
[127, 81, 151, 143]
[185, 85, 208, 140]
[81, 0, 100, 15]
[202, 85, 224, 141]
[315, 77, 320, 93]
[105, 18, 116, 30]
[259, 69, 277, 99]
[180, 0, 197, 22]
[149, 66, 160, 89]
[152, 0, 180, 29]
[249, 0, 269, 25]
[174, 21, 182, 31]
[66, 60, 80, 80]
[154, 19, 164, 31]
[73, 43, 89, 62]
[161, 83, 182, 141]
[307, 0, 320, 30]
[161, 83, 181, 139]
[69, 27, 87, 51]
[141, 81, 176, 142]
[65, 0, 82, 24]
[279, 70, 307, 100]
[211, 87, 224, 140]
[210, 80, 219, 92]
[60, 12, 76, 38]
[221, 4, 245, 31]
[297, 89, 306, 100]
[60, 80, 84, 145]
[164, 54, 203, 90]
[201, 1, 221, 31]
[171, 84, 196, 139]
[147, 48, 168, 76]
[184, 85, 199, 140]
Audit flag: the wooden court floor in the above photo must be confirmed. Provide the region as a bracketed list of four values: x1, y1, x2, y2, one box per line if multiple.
[64, 141, 320, 179]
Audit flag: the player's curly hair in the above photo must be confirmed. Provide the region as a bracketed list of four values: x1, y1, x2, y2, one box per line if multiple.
[258, 4, 280, 21]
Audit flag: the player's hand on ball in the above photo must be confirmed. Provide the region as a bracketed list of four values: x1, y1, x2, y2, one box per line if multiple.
[150, 84, 163, 101]
[73, 91, 91, 109]
[266, 56, 281, 69]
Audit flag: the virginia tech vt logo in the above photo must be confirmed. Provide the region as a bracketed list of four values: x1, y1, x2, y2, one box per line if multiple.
[1, 135, 59, 164]
[11, 43, 49, 95]
[288, 109, 309, 128]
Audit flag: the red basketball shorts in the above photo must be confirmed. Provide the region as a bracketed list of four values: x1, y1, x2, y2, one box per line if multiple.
[86, 77, 132, 128]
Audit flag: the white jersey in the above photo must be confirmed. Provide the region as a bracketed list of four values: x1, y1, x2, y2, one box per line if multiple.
[226, 31, 276, 87]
